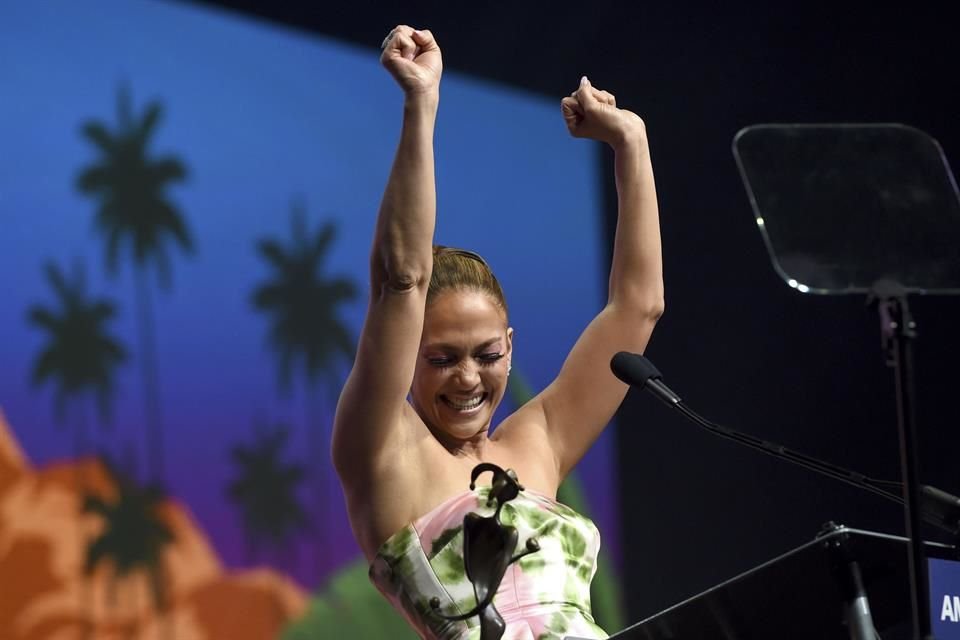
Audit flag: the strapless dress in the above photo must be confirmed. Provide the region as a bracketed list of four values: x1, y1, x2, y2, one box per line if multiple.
[369, 486, 608, 640]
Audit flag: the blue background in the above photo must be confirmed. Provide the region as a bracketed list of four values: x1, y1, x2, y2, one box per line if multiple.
[0, 0, 617, 588]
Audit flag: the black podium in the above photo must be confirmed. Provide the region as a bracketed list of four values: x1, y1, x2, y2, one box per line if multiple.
[567, 526, 958, 640]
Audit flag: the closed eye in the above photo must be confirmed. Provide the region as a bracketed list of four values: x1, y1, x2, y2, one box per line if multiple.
[477, 352, 504, 365]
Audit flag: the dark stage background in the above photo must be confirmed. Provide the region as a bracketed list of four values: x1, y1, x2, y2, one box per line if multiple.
[0, 2, 948, 635]
[198, 1, 960, 625]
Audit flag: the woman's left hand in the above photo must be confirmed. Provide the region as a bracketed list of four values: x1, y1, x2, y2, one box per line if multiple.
[561, 77, 645, 149]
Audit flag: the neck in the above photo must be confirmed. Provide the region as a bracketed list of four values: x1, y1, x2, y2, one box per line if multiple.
[425, 421, 490, 460]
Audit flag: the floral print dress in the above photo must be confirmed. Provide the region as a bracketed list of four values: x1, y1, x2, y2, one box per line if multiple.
[369, 486, 608, 640]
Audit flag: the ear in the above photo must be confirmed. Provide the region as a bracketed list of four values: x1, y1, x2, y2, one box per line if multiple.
[506, 327, 514, 368]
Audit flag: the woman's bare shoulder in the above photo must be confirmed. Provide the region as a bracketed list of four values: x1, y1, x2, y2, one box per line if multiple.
[487, 406, 560, 494]
[343, 409, 470, 556]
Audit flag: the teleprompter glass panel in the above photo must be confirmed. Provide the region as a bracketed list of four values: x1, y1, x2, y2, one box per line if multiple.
[733, 124, 960, 294]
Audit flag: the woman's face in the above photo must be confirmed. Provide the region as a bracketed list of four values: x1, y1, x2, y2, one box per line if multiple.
[411, 288, 513, 444]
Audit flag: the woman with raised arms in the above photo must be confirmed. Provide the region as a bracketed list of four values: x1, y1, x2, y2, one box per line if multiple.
[332, 24, 663, 640]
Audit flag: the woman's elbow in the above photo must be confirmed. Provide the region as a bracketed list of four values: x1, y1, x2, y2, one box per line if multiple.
[636, 296, 665, 324]
[371, 253, 431, 296]
[613, 285, 664, 322]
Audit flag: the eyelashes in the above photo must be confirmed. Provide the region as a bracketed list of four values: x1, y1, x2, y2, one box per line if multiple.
[427, 352, 504, 368]
[478, 352, 505, 363]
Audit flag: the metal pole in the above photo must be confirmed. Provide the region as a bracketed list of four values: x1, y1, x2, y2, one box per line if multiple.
[880, 294, 934, 640]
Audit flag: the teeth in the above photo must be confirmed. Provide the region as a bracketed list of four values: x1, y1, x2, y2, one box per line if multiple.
[447, 395, 484, 410]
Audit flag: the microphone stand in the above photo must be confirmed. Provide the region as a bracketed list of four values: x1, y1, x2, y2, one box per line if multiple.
[615, 351, 960, 638]
[613, 354, 960, 540]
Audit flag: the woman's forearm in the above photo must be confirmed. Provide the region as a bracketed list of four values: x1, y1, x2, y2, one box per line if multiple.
[608, 129, 664, 314]
[373, 93, 439, 289]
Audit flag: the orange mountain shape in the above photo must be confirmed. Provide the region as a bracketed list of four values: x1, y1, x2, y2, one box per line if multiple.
[0, 409, 307, 639]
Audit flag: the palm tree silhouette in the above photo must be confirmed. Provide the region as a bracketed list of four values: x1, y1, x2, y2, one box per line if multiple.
[27, 260, 128, 637]
[252, 202, 356, 390]
[27, 260, 127, 451]
[75, 85, 193, 486]
[251, 202, 357, 573]
[83, 460, 174, 637]
[226, 424, 310, 567]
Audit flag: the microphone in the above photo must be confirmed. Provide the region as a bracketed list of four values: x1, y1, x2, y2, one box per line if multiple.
[608, 351, 960, 537]
[610, 351, 681, 407]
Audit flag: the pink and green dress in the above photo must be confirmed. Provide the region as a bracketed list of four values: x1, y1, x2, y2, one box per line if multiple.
[369, 486, 608, 640]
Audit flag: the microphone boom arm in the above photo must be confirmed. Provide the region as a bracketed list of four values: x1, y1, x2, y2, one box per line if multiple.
[612, 352, 960, 538]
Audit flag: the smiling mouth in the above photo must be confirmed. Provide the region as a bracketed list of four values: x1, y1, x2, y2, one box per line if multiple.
[441, 393, 488, 412]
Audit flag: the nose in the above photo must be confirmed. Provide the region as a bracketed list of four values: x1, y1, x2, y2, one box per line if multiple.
[455, 361, 481, 387]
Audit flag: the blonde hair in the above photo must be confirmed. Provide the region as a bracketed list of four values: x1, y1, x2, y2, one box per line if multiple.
[428, 246, 508, 316]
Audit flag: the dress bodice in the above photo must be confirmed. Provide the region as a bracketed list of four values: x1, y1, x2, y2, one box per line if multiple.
[369, 486, 608, 640]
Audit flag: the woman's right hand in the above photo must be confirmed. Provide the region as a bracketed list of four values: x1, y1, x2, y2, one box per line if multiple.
[380, 25, 443, 99]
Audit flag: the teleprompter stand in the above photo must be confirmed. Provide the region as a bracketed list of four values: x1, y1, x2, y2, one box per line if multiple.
[730, 123, 960, 639]
[569, 125, 960, 640]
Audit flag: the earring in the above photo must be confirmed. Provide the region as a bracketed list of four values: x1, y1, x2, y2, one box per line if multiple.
[507, 363, 512, 375]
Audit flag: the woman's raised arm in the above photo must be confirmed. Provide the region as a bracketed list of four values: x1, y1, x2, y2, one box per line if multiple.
[512, 77, 664, 480]
[332, 26, 442, 478]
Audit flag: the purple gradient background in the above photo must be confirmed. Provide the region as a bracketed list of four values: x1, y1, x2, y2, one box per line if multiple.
[0, 0, 619, 588]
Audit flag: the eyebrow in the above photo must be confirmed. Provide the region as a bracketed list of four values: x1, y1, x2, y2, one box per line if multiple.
[424, 338, 503, 352]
